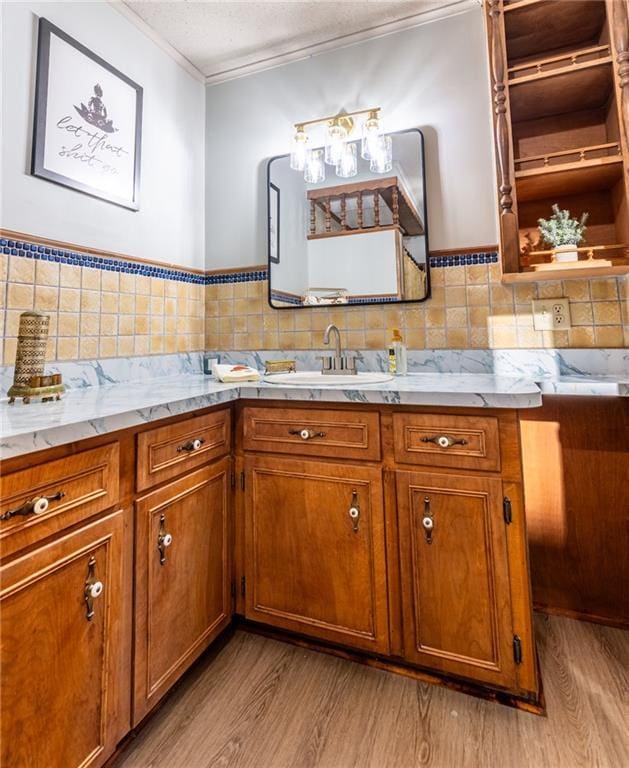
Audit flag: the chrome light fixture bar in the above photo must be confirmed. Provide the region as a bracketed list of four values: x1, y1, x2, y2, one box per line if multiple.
[290, 107, 390, 182]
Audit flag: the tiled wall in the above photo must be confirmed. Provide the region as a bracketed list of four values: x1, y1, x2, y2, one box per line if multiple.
[1, 235, 627, 371]
[205, 260, 629, 351]
[0, 243, 204, 366]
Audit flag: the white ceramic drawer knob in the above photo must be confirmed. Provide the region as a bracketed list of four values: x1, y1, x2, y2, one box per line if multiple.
[349, 507, 360, 519]
[422, 516, 434, 531]
[191, 439, 203, 450]
[300, 429, 310, 440]
[87, 581, 103, 599]
[437, 436, 450, 448]
[32, 497, 50, 515]
[161, 533, 173, 548]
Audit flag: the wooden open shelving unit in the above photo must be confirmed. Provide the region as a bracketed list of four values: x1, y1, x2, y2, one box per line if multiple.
[485, 0, 629, 281]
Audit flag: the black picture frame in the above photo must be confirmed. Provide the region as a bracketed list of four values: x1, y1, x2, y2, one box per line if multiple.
[31, 17, 143, 211]
[268, 182, 280, 264]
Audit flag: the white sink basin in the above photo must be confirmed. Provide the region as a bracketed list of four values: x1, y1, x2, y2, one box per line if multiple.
[263, 371, 393, 386]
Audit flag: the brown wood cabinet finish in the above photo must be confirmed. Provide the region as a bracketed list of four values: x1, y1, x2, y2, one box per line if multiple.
[0, 442, 120, 560]
[392, 412, 501, 472]
[242, 405, 381, 461]
[0, 510, 128, 768]
[243, 455, 389, 654]
[136, 409, 231, 491]
[396, 471, 520, 690]
[134, 459, 232, 722]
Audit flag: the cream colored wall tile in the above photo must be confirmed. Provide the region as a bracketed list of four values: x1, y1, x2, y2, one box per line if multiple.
[151, 277, 165, 297]
[618, 277, 628, 299]
[150, 296, 164, 315]
[118, 315, 134, 335]
[562, 280, 590, 301]
[165, 316, 177, 335]
[0, 281, 5, 310]
[100, 271, 120, 292]
[592, 301, 621, 325]
[425, 328, 447, 347]
[590, 278, 618, 301]
[445, 307, 467, 327]
[151, 335, 165, 354]
[536, 281, 563, 299]
[426, 307, 445, 326]
[469, 327, 489, 348]
[119, 293, 135, 314]
[7, 283, 34, 309]
[233, 332, 249, 349]
[429, 286, 445, 305]
[466, 284, 489, 305]
[444, 266, 466, 285]
[569, 327, 595, 347]
[99, 337, 118, 358]
[118, 336, 134, 356]
[80, 337, 99, 359]
[346, 311, 365, 331]
[465, 264, 488, 285]
[101, 291, 119, 314]
[136, 275, 151, 295]
[5, 310, 23, 336]
[59, 287, 80, 312]
[489, 283, 514, 306]
[166, 280, 179, 298]
[80, 290, 100, 312]
[81, 267, 100, 291]
[135, 294, 150, 315]
[57, 337, 78, 360]
[46, 337, 57, 361]
[100, 314, 118, 336]
[135, 315, 149, 334]
[4, 337, 17, 365]
[406, 328, 425, 348]
[58, 313, 79, 336]
[430, 267, 445, 286]
[150, 315, 164, 335]
[119, 273, 136, 293]
[594, 326, 624, 346]
[516, 328, 543, 348]
[164, 334, 177, 353]
[35, 285, 59, 311]
[490, 327, 518, 347]
[59, 264, 81, 287]
[36, 260, 59, 286]
[514, 304, 534, 327]
[233, 282, 248, 298]
[445, 286, 467, 306]
[447, 328, 469, 347]
[488, 262, 502, 283]
[9, 256, 35, 283]
[135, 335, 150, 355]
[80, 313, 99, 336]
[0, 253, 7, 281]
[569, 302, 594, 326]
[345, 331, 365, 348]
[513, 284, 535, 302]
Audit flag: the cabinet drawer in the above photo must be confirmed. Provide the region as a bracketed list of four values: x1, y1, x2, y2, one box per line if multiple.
[136, 409, 231, 491]
[393, 413, 501, 472]
[243, 406, 381, 461]
[0, 443, 119, 559]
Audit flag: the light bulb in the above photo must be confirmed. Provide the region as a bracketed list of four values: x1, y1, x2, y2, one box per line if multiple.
[290, 125, 308, 171]
[370, 135, 393, 174]
[361, 111, 382, 160]
[324, 120, 347, 166]
[336, 142, 358, 178]
[304, 148, 325, 183]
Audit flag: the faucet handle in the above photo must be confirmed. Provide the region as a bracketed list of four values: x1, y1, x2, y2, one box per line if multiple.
[342, 356, 358, 374]
[317, 355, 333, 372]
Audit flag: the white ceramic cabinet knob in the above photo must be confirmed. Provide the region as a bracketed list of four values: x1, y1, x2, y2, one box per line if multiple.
[32, 497, 49, 515]
[437, 436, 450, 448]
[300, 429, 311, 440]
[191, 439, 203, 451]
[349, 507, 360, 519]
[87, 581, 103, 599]
[422, 516, 434, 530]
[161, 533, 173, 548]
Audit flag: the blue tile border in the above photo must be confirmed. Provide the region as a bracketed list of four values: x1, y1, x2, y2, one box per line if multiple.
[429, 251, 499, 268]
[1, 237, 268, 286]
[1, 236, 496, 285]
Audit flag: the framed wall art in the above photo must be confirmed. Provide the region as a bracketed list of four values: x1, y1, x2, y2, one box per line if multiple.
[31, 18, 143, 210]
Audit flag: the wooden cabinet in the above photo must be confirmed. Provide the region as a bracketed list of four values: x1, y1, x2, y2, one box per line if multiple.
[1, 510, 128, 768]
[396, 471, 518, 690]
[485, 0, 629, 281]
[134, 458, 232, 722]
[243, 455, 389, 654]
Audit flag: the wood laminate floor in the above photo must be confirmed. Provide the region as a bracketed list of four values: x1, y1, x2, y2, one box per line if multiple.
[114, 615, 628, 768]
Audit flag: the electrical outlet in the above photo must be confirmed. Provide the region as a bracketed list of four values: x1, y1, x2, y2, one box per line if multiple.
[532, 298, 571, 331]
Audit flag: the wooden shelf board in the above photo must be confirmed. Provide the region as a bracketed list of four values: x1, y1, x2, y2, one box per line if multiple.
[515, 157, 624, 201]
[504, 0, 607, 62]
[509, 60, 614, 123]
[502, 265, 629, 283]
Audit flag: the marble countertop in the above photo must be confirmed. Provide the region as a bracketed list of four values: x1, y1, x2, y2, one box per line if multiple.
[1, 372, 543, 459]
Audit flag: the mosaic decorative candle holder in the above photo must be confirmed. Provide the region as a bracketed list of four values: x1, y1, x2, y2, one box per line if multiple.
[7, 312, 64, 404]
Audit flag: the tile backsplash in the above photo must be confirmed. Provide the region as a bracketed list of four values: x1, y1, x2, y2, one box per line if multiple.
[205, 261, 629, 352]
[1, 234, 627, 371]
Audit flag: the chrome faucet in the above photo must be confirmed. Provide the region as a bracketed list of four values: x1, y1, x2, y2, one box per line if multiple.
[321, 324, 357, 375]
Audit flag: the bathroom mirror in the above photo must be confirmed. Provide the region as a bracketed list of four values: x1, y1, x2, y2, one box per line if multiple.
[267, 128, 430, 308]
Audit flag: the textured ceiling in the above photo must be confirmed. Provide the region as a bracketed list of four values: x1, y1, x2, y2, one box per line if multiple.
[121, 0, 477, 82]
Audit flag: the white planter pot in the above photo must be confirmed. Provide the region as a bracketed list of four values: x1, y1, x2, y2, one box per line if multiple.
[553, 244, 579, 263]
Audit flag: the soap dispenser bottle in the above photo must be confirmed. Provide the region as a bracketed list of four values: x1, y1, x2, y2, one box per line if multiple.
[388, 329, 407, 375]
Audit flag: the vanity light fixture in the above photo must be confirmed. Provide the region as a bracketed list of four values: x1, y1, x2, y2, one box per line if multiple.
[290, 107, 391, 182]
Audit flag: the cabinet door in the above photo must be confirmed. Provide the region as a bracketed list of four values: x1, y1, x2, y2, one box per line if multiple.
[134, 459, 231, 723]
[1, 510, 127, 768]
[244, 456, 389, 654]
[397, 471, 517, 689]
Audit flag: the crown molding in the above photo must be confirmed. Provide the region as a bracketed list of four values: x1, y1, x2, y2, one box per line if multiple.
[204, 0, 481, 86]
[110, 0, 480, 87]
[107, 0, 205, 83]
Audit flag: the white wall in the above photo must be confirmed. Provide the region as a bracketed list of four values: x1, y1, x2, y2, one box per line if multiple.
[205, 8, 497, 270]
[1, 1, 206, 269]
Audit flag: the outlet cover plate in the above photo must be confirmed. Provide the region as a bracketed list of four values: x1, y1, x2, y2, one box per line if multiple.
[532, 298, 571, 331]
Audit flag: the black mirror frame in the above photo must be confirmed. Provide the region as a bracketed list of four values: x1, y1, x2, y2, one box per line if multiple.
[266, 127, 431, 310]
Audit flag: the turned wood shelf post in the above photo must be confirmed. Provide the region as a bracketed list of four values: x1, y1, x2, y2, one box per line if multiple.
[609, 0, 629, 201]
[487, 0, 519, 274]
